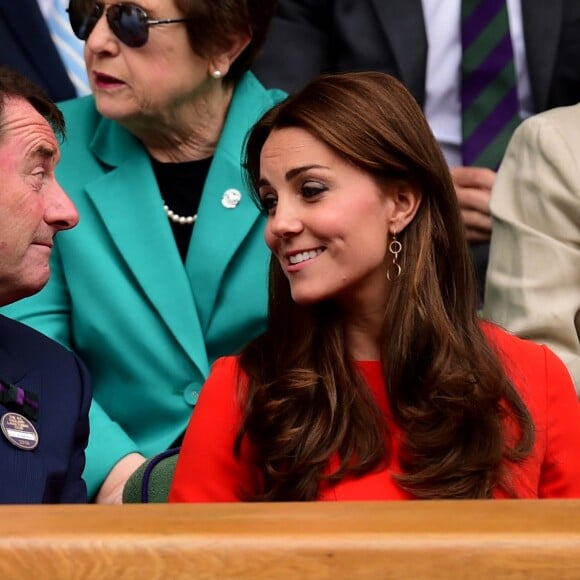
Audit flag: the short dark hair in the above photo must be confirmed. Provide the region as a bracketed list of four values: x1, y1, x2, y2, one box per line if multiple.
[0, 67, 65, 142]
[174, 0, 277, 83]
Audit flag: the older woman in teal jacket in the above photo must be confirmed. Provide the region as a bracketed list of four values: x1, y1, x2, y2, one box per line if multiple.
[2, 0, 285, 502]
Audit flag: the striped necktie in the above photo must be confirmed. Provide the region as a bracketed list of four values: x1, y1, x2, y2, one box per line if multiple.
[44, 0, 91, 96]
[460, 0, 520, 169]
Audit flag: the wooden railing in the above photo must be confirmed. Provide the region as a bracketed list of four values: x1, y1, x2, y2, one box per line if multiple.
[1, 500, 580, 578]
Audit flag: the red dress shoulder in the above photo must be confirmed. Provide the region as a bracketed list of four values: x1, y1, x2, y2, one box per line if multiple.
[169, 327, 580, 502]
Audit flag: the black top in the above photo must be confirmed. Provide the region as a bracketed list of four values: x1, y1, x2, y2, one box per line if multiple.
[150, 156, 213, 262]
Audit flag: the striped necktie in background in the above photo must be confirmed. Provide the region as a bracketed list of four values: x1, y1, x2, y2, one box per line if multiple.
[460, 0, 520, 169]
[44, 0, 91, 96]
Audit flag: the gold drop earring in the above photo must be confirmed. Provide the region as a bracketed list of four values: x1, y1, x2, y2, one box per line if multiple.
[387, 230, 402, 281]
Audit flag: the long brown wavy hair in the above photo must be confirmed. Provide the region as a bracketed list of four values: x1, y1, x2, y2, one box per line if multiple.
[237, 72, 534, 501]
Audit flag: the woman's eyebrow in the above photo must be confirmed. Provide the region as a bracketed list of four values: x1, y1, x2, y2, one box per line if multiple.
[258, 164, 328, 188]
[285, 164, 328, 181]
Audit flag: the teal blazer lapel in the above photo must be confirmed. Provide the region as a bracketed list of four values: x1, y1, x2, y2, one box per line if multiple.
[86, 120, 210, 376]
[185, 74, 275, 332]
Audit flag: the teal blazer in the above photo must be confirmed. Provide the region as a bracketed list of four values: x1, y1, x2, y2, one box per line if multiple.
[2, 73, 286, 498]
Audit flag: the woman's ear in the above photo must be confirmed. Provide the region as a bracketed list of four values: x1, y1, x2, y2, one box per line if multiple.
[388, 181, 422, 233]
[209, 32, 251, 78]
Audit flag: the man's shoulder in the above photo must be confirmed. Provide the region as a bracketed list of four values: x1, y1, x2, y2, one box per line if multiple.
[0, 314, 73, 361]
[517, 103, 580, 143]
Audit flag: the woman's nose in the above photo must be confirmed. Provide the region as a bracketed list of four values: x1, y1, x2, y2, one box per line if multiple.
[84, 9, 119, 54]
[268, 199, 304, 238]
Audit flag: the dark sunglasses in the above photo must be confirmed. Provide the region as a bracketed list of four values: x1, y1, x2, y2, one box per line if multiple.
[67, 0, 189, 48]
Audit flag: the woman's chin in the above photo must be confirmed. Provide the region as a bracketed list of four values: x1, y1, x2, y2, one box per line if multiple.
[290, 287, 331, 305]
[94, 95, 135, 124]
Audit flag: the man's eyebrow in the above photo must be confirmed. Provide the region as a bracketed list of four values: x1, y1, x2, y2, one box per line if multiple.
[27, 145, 57, 160]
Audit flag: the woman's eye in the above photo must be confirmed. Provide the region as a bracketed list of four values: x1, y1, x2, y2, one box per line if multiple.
[260, 194, 277, 214]
[301, 182, 326, 198]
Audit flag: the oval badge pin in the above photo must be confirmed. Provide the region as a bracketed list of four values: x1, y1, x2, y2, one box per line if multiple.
[1, 412, 38, 450]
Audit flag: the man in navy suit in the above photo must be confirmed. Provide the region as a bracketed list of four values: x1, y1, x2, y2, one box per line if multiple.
[0, 66, 90, 503]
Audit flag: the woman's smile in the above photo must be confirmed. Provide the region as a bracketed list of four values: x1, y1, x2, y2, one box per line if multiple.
[286, 247, 325, 267]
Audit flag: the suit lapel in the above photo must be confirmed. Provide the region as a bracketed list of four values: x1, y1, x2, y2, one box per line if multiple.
[0, 318, 36, 419]
[369, 0, 428, 105]
[185, 74, 273, 332]
[0, 320, 26, 385]
[87, 124, 210, 376]
[186, 160, 264, 333]
[0, 1, 75, 100]
[367, 0, 563, 114]
[522, 0, 563, 112]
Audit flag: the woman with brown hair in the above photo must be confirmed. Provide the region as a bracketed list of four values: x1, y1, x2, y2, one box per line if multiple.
[170, 72, 580, 502]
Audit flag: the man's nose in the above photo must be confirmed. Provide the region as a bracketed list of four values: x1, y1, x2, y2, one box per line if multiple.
[45, 181, 80, 232]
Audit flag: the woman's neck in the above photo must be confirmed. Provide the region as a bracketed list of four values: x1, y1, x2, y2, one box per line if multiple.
[343, 312, 384, 361]
[338, 290, 386, 361]
[122, 83, 234, 163]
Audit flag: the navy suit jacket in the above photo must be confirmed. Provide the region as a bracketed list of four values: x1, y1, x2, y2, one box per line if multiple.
[0, 315, 90, 503]
[253, 0, 580, 114]
[0, 0, 77, 102]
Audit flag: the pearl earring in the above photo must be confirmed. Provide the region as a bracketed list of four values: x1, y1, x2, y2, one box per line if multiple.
[211, 70, 222, 79]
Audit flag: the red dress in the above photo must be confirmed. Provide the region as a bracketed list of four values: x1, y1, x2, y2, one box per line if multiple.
[169, 324, 580, 501]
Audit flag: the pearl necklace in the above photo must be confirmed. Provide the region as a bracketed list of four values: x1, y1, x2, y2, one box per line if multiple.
[162, 201, 197, 225]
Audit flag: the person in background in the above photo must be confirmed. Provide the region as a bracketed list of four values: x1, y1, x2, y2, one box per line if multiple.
[170, 72, 580, 503]
[0, 67, 90, 503]
[484, 104, 580, 393]
[0, 0, 90, 101]
[2, 0, 284, 504]
[252, 0, 580, 301]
